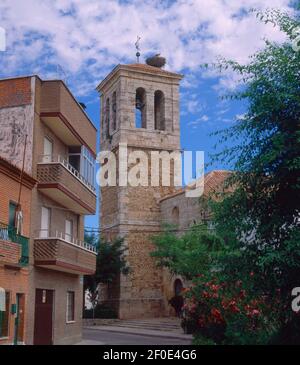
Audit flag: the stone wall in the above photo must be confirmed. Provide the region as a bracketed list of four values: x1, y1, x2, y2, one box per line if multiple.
[98, 64, 183, 319]
[0, 77, 35, 175]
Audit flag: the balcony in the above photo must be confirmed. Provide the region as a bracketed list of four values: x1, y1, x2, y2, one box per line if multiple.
[37, 155, 96, 215]
[0, 223, 29, 267]
[40, 81, 97, 156]
[34, 229, 97, 275]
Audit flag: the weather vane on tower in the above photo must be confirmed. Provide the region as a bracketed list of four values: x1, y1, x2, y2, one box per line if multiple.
[135, 36, 141, 63]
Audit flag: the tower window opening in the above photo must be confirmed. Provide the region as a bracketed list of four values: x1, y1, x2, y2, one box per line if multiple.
[105, 97, 110, 138]
[112, 91, 117, 131]
[154, 90, 165, 131]
[172, 206, 179, 226]
[135, 87, 146, 128]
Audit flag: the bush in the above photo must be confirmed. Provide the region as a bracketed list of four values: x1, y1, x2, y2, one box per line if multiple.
[83, 304, 118, 319]
[183, 277, 280, 345]
[192, 335, 216, 346]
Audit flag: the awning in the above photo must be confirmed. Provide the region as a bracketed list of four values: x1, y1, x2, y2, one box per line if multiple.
[0, 287, 5, 311]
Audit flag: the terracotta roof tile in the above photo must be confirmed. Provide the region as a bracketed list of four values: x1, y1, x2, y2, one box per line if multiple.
[160, 170, 233, 202]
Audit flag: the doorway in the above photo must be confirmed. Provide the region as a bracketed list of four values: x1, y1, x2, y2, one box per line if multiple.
[174, 279, 183, 296]
[14, 293, 25, 344]
[33, 289, 54, 345]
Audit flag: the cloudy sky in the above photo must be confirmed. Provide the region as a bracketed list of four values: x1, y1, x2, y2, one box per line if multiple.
[0, 0, 295, 228]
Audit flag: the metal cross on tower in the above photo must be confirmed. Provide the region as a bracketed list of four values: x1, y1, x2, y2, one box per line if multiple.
[135, 36, 141, 63]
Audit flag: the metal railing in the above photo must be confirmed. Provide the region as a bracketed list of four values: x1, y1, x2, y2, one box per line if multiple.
[0, 222, 29, 266]
[37, 154, 96, 194]
[34, 229, 97, 254]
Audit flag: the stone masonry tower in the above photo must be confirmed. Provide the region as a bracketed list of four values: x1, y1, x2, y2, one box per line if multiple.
[97, 60, 183, 318]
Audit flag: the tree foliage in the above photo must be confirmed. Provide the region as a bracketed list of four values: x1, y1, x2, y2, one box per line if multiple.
[209, 8, 300, 343]
[151, 224, 224, 280]
[84, 233, 129, 294]
[151, 8, 300, 344]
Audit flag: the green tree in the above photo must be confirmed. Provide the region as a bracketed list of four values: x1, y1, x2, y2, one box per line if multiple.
[210, 9, 300, 343]
[151, 224, 224, 280]
[83, 233, 129, 315]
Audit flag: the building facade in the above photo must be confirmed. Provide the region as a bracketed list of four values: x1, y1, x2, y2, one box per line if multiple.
[97, 62, 231, 319]
[0, 157, 35, 344]
[159, 170, 231, 305]
[97, 63, 183, 318]
[0, 76, 97, 344]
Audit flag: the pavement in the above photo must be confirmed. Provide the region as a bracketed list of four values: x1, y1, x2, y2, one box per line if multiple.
[77, 318, 193, 345]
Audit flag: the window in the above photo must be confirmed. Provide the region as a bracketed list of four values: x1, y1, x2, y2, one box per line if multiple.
[112, 91, 117, 131]
[68, 146, 81, 172]
[66, 291, 75, 322]
[154, 90, 165, 130]
[40, 206, 51, 238]
[65, 219, 73, 241]
[105, 98, 110, 138]
[135, 88, 146, 128]
[172, 206, 179, 226]
[80, 146, 95, 187]
[0, 291, 10, 338]
[43, 137, 53, 163]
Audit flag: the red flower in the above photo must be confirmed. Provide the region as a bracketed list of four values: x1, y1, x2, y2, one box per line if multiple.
[211, 308, 224, 323]
[239, 290, 246, 299]
[211, 284, 220, 292]
[198, 317, 205, 327]
[228, 300, 240, 313]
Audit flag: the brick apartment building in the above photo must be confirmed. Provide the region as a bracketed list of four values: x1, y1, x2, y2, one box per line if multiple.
[0, 76, 97, 344]
[0, 156, 36, 344]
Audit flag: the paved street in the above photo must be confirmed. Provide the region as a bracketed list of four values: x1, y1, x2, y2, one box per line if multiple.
[79, 318, 193, 345]
[82, 327, 192, 345]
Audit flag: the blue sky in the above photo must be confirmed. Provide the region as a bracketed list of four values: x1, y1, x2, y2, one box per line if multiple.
[0, 0, 294, 229]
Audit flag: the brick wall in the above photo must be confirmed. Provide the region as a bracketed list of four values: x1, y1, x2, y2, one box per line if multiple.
[0, 164, 32, 344]
[0, 77, 31, 108]
[26, 268, 83, 345]
[0, 240, 21, 264]
[40, 81, 97, 155]
[0, 77, 34, 175]
[0, 267, 29, 344]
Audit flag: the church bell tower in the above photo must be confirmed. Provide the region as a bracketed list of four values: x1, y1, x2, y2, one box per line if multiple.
[97, 57, 183, 318]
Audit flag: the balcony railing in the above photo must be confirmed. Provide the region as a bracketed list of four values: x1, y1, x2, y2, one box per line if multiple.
[34, 229, 97, 254]
[0, 222, 29, 266]
[38, 154, 96, 194]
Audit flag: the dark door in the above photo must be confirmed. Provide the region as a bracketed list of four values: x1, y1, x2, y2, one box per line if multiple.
[14, 293, 25, 344]
[8, 201, 17, 228]
[174, 279, 183, 296]
[34, 289, 54, 345]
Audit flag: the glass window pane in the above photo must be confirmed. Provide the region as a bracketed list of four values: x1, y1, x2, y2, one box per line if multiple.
[0, 292, 10, 338]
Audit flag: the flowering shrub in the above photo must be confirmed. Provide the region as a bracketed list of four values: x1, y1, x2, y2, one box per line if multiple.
[182, 276, 280, 345]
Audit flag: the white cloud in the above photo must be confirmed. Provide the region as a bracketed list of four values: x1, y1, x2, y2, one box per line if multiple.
[235, 113, 247, 120]
[200, 115, 209, 122]
[0, 0, 294, 97]
[187, 114, 209, 128]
